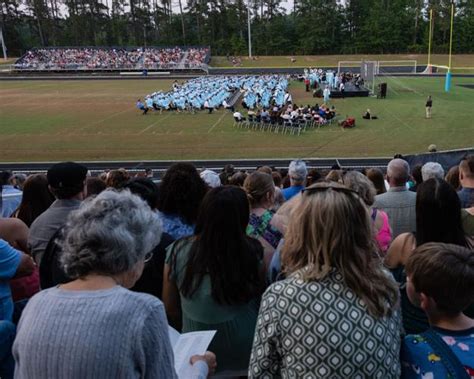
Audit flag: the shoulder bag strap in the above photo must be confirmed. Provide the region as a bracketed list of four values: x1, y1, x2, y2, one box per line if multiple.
[421, 329, 470, 379]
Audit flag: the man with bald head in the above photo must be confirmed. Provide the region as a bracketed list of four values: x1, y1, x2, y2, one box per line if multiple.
[373, 158, 417, 238]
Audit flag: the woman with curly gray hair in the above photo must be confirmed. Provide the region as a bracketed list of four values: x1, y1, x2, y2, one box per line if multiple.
[13, 190, 215, 379]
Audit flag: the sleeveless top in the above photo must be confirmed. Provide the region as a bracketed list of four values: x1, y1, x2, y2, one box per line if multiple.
[372, 208, 391, 253]
[247, 210, 283, 249]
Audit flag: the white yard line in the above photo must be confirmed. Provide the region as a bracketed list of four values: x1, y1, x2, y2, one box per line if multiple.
[207, 112, 227, 133]
[137, 113, 172, 135]
[61, 107, 133, 135]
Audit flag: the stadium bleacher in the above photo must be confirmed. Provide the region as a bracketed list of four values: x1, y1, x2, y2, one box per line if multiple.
[13, 46, 210, 71]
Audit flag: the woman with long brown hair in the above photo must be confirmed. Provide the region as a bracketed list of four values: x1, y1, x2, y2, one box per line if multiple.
[12, 174, 55, 227]
[249, 182, 401, 378]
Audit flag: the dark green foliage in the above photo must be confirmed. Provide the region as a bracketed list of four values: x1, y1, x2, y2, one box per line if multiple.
[1, 0, 473, 56]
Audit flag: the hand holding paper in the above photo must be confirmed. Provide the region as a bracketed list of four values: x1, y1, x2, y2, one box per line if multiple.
[168, 326, 217, 378]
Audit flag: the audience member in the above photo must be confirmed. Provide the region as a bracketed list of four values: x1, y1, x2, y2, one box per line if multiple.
[12, 174, 55, 227]
[105, 169, 130, 189]
[306, 168, 322, 186]
[458, 155, 474, 208]
[0, 217, 39, 321]
[157, 163, 207, 240]
[28, 162, 88, 266]
[271, 171, 282, 188]
[421, 162, 444, 181]
[257, 166, 284, 209]
[228, 171, 248, 187]
[401, 243, 474, 378]
[200, 170, 221, 189]
[428, 143, 437, 153]
[462, 206, 474, 236]
[125, 178, 174, 299]
[11, 174, 26, 191]
[366, 168, 386, 195]
[374, 159, 416, 238]
[0, 321, 16, 379]
[325, 169, 343, 183]
[256, 166, 272, 175]
[0, 239, 35, 322]
[385, 178, 472, 333]
[409, 164, 423, 192]
[1, 172, 23, 218]
[445, 165, 461, 191]
[249, 182, 401, 378]
[244, 172, 285, 268]
[85, 177, 106, 198]
[343, 171, 392, 253]
[282, 160, 307, 200]
[164, 186, 264, 375]
[13, 190, 214, 378]
[219, 165, 235, 186]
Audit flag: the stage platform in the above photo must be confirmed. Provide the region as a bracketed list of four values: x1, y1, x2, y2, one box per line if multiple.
[330, 83, 369, 98]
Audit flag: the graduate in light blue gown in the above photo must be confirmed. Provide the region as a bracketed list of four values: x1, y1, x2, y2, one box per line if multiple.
[140, 75, 289, 113]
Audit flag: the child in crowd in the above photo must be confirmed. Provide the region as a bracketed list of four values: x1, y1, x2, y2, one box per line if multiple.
[401, 242, 474, 378]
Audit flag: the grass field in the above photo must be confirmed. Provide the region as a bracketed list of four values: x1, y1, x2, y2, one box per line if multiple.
[210, 54, 474, 69]
[1, 75, 473, 162]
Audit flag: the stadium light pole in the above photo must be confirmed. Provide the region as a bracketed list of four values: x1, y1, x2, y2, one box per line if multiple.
[247, 6, 252, 58]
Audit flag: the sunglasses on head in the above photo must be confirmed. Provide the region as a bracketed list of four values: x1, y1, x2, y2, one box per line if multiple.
[302, 185, 359, 197]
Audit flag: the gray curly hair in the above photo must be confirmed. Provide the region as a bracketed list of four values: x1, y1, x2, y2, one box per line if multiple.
[342, 171, 376, 206]
[61, 190, 162, 279]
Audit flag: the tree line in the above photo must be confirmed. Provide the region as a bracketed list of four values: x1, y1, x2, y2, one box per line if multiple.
[1, 0, 473, 57]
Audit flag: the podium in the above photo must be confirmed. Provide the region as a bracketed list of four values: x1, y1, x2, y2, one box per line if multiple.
[377, 83, 387, 99]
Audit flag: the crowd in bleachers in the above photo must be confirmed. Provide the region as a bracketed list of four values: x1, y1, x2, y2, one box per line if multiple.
[14, 47, 210, 70]
[1, 154, 474, 378]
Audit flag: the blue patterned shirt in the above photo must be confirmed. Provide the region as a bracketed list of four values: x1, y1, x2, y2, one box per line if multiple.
[401, 327, 474, 378]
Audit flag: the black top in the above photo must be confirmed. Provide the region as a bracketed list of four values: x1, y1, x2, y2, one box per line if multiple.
[131, 232, 175, 299]
[426, 99, 433, 107]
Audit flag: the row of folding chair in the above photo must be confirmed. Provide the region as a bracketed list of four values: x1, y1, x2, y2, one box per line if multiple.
[233, 117, 307, 135]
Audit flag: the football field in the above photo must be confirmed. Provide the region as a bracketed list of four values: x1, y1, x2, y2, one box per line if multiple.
[0, 75, 473, 162]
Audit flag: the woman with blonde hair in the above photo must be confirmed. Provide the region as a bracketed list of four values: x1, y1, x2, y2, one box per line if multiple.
[249, 182, 401, 378]
[342, 171, 392, 254]
[244, 172, 285, 268]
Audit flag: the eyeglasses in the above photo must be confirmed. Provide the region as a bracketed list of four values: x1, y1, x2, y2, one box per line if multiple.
[144, 251, 154, 263]
[302, 185, 359, 197]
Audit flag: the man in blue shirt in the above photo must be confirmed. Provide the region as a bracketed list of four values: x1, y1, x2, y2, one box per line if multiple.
[1, 172, 22, 218]
[458, 155, 474, 208]
[136, 99, 148, 115]
[282, 160, 307, 201]
[0, 239, 34, 321]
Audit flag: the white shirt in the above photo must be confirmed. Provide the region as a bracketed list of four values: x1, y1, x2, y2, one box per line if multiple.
[233, 111, 243, 120]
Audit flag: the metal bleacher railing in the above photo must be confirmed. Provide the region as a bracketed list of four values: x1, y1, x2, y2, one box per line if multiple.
[12, 46, 211, 73]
